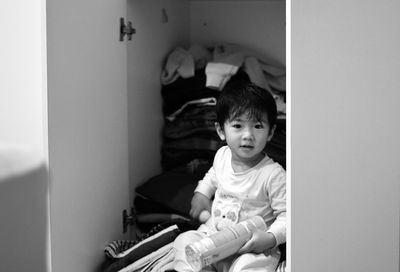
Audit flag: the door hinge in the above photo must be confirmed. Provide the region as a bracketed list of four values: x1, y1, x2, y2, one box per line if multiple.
[122, 207, 136, 233]
[120, 17, 136, 42]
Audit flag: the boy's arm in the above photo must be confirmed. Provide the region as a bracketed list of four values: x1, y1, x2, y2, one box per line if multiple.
[239, 168, 286, 254]
[190, 165, 218, 220]
[238, 229, 277, 254]
[265, 167, 287, 246]
[194, 146, 226, 198]
[190, 192, 211, 220]
[194, 165, 218, 198]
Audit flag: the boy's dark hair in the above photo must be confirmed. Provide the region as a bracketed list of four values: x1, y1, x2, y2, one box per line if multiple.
[216, 80, 277, 128]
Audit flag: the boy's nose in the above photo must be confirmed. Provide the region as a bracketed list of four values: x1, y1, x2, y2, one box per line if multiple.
[242, 127, 254, 140]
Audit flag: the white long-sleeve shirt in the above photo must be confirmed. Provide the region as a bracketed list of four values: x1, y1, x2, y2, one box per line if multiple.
[195, 146, 286, 246]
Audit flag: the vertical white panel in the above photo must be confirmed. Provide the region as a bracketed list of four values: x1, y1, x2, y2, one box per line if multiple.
[0, 0, 46, 154]
[292, 0, 400, 271]
[0, 0, 49, 270]
[47, 0, 130, 271]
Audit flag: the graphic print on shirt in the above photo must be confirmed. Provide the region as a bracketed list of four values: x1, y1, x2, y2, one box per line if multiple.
[212, 191, 241, 231]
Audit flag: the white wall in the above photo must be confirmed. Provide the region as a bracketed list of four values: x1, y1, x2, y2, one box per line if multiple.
[0, 0, 49, 271]
[127, 0, 190, 193]
[291, 0, 400, 271]
[0, 0, 46, 155]
[190, 0, 286, 66]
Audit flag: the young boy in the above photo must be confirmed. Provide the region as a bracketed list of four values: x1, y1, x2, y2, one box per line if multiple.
[173, 80, 286, 272]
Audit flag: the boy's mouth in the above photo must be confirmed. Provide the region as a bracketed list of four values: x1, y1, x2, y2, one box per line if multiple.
[240, 145, 254, 149]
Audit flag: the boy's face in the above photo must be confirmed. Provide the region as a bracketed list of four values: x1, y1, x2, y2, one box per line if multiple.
[216, 112, 276, 165]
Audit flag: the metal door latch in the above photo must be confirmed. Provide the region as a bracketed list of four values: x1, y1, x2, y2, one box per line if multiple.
[120, 17, 136, 41]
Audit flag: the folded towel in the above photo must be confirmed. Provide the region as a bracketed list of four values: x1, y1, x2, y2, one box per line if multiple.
[161, 47, 195, 85]
[205, 62, 239, 90]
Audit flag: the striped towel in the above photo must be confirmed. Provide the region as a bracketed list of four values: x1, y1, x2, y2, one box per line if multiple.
[104, 225, 180, 260]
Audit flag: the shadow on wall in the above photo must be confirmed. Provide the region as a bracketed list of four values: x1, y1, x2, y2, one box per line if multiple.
[0, 145, 49, 272]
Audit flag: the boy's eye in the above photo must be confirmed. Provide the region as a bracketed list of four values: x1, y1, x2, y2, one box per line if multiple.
[232, 123, 241, 128]
[255, 123, 264, 129]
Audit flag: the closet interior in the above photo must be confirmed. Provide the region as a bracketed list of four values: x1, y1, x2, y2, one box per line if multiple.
[102, 1, 286, 271]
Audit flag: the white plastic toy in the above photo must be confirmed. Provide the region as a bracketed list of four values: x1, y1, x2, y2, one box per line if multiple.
[185, 216, 267, 271]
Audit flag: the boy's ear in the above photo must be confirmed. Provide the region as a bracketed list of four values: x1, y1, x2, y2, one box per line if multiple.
[267, 124, 277, 142]
[215, 122, 226, 141]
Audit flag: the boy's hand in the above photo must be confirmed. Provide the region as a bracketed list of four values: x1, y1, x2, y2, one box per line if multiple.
[238, 230, 277, 254]
[190, 192, 211, 220]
